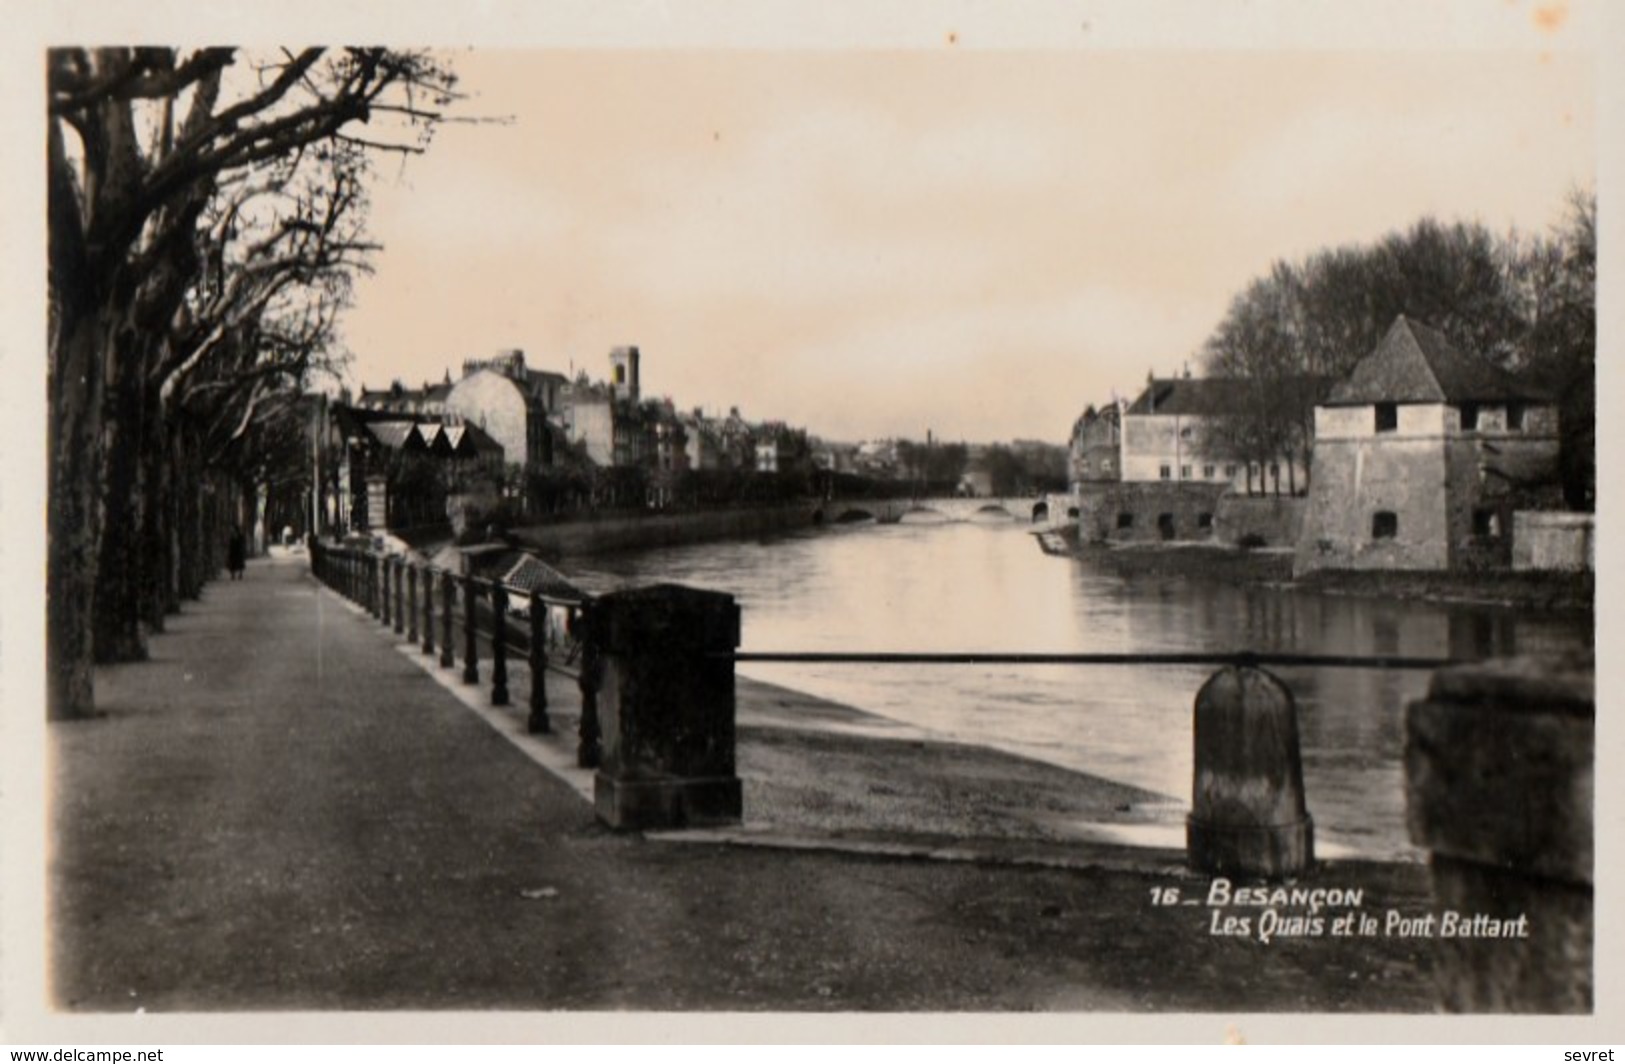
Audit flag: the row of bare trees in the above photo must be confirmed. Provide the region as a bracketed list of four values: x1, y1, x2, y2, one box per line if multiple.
[1196, 194, 1596, 507]
[48, 48, 464, 720]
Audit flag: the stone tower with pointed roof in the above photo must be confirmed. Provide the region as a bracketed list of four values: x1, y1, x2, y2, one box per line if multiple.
[1294, 316, 1561, 575]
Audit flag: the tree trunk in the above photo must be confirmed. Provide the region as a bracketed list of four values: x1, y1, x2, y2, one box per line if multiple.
[142, 397, 172, 632]
[48, 304, 111, 720]
[94, 329, 151, 663]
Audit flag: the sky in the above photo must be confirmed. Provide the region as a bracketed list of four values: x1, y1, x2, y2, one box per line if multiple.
[339, 46, 1593, 445]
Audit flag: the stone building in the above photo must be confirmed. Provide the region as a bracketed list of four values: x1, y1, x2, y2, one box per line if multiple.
[1067, 401, 1124, 490]
[326, 404, 504, 533]
[444, 349, 567, 474]
[1121, 375, 1309, 495]
[1294, 315, 1561, 575]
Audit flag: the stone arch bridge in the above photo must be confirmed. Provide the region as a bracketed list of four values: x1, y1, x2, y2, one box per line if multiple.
[811, 495, 1055, 526]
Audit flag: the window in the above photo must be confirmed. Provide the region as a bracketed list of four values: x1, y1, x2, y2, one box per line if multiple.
[1157, 513, 1176, 540]
[1197, 512, 1214, 530]
[1224, 465, 1236, 478]
[1116, 512, 1134, 530]
[1473, 509, 1500, 538]
[1179, 465, 1191, 480]
[1460, 403, 1480, 431]
[1179, 426, 1193, 440]
[1375, 404, 1398, 433]
[1159, 464, 1171, 480]
[1372, 511, 1398, 539]
[1507, 403, 1525, 431]
[1202, 465, 1215, 479]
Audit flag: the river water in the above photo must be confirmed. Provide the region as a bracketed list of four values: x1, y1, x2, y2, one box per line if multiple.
[571, 514, 1591, 859]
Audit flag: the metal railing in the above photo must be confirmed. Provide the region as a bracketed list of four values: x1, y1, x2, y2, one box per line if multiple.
[310, 541, 601, 765]
[725, 650, 1458, 670]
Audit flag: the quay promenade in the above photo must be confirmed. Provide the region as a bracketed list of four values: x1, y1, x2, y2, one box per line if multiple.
[48, 551, 1441, 1013]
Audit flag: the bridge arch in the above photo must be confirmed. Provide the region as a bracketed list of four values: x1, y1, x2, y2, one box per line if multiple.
[1031, 501, 1050, 523]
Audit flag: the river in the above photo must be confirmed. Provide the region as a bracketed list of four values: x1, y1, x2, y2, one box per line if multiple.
[570, 514, 1591, 860]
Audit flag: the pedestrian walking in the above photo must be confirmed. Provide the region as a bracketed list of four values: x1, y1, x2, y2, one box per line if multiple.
[228, 525, 247, 580]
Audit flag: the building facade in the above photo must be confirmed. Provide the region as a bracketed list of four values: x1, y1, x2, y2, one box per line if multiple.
[1120, 376, 1309, 495]
[1067, 401, 1124, 491]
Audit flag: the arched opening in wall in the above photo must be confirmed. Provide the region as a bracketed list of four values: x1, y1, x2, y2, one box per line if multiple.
[1197, 512, 1213, 533]
[835, 509, 875, 524]
[1157, 513, 1176, 541]
[1031, 501, 1049, 523]
[1116, 512, 1134, 532]
[1067, 507, 1080, 519]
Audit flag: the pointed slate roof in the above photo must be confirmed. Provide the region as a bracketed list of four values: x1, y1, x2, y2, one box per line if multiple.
[1324, 316, 1546, 407]
[1124, 377, 1252, 417]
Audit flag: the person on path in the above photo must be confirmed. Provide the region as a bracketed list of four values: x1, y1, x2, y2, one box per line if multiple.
[228, 526, 247, 581]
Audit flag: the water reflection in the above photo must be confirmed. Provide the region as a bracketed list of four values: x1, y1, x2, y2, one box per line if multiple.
[572, 520, 1590, 859]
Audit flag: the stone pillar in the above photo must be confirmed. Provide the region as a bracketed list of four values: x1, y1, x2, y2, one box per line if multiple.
[590, 584, 742, 830]
[1406, 656, 1593, 1012]
[1187, 665, 1314, 878]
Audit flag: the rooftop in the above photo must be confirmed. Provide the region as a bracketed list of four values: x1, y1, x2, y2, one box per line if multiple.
[1324, 315, 1549, 407]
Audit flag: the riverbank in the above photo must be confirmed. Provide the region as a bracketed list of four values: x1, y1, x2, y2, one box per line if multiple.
[1058, 539, 1593, 615]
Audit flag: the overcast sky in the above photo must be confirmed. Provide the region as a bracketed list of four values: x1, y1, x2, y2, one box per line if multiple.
[340, 47, 1592, 443]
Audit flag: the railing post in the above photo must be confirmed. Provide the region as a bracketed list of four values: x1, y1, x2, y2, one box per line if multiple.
[393, 558, 405, 636]
[588, 585, 742, 830]
[490, 583, 510, 706]
[528, 600, 551, 734]
[407, 564, 419, 643]
[1406, 656, 1594, 1012]
[575, 604, 601, 768]
[462, 576, 480, 685]
[369, 554, 381, 618]
[440, 571, 456, 669]
[380, 556, 391, 627]
[422, 567, 436, 656]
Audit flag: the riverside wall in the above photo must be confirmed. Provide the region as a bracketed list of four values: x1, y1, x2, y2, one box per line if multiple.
[513, 501, 820, 559]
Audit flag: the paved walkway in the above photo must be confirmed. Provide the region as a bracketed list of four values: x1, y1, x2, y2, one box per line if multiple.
[49, 552, 1438, 1012]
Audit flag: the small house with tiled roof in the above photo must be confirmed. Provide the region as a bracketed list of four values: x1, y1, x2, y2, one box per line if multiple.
[1294, 315, 1561, 574]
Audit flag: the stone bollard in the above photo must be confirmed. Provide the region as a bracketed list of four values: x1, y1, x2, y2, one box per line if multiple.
[590, 584, 742, 830]
[1187, 665, 1314, 878]
[1406, 656, 1593, 1012]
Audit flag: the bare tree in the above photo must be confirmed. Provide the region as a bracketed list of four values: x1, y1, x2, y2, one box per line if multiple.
[49, 47, 462, 719]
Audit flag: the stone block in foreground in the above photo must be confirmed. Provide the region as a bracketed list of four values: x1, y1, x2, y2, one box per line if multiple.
[1406, 655, 1594, 1012]
[1187, 666, 1314, 879]
[592, 584, 743, 830]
